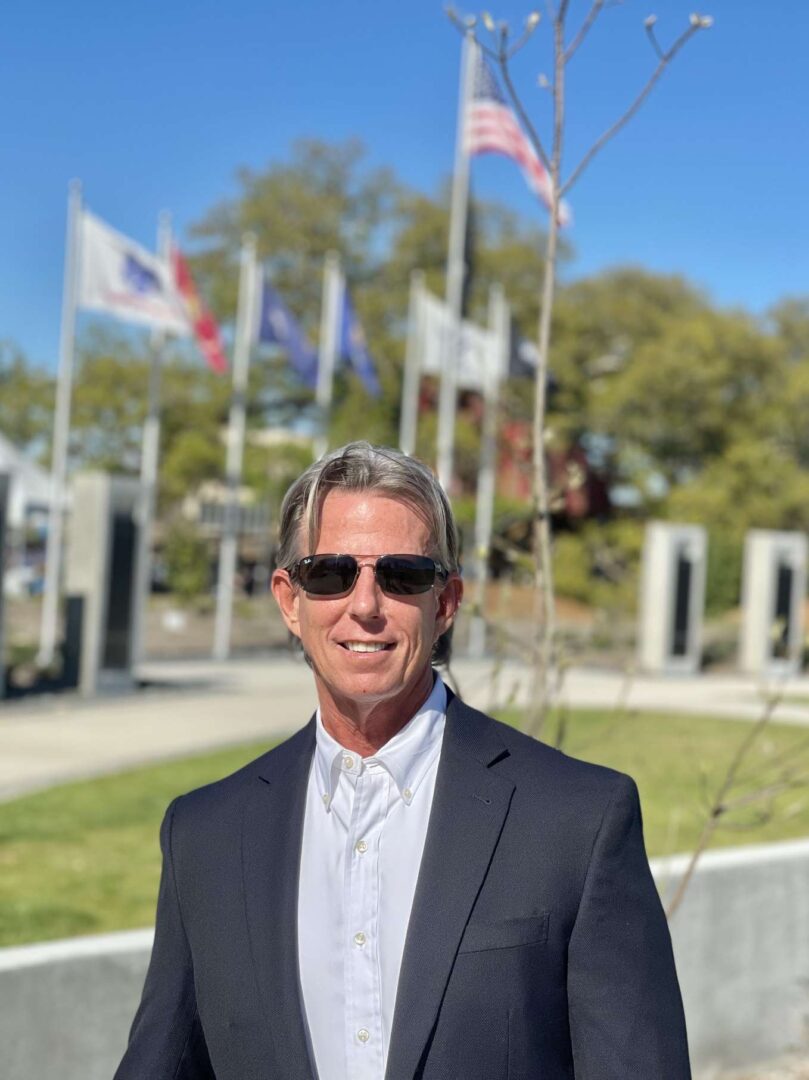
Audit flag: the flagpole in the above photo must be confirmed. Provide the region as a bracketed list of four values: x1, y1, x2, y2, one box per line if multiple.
[314, 251, 343, 461]
[213, 234, 259, 662]
[468, 283, 509, 659]
[131, 211, 172, 673]
[436, 26, 476, 491]
[399, 270, 426, 456]
[37, 179, 82, 670]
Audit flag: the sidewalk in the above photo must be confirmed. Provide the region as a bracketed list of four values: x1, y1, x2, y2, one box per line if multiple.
[2, 654, 809, 802]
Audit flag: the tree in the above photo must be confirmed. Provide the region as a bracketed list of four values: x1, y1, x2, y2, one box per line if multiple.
[163, 519, 211, 602]
[768, 295, 809, 364]
[776, 360, 809, 469]
[185, 141, 563, 460]
[188, 139, 399, 326]
[589, 307, 781, 490]
[380, 185, 563, 335]
[188, 139, 406, 445]
[0, 341, 54, 457]
[67, 327, 234, 506]
[71, 330, 150, 472]
[549, 267, 709, 443]
[242, 438, 313, 524]
[667, 438, 809, 538]
[160, 428, 225, 508]
[454, 5, 712, 734]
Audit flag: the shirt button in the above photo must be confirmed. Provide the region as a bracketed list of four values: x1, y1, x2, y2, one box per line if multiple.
[403, 787, 413, 802]
[343, 755, 355, 770]
[355, 839, 368, 854]
[353, 931, 367, 947]
[357, 1028, 370, 1043]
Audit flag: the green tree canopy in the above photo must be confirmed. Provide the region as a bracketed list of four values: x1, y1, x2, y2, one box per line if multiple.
[589, 306, 782, 488]
[188, 138, 400, 327]
[0, 341, 54, 457]
[4, 139, 808, 606]
[184, 141, 561, 452]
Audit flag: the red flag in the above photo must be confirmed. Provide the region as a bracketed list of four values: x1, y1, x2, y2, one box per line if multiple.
[172, 248, 229, 374]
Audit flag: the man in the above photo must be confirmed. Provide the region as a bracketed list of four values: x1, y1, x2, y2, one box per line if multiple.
[115, 441, 691, 1080]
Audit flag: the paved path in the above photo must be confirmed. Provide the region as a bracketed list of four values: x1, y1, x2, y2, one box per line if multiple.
[2, 655, 809, 802]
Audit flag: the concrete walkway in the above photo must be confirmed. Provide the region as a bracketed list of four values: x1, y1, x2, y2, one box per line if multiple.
[2, 654, 809, 802]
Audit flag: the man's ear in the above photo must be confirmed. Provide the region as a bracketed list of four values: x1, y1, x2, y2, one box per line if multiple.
[271, 569, 302, 640]
[434, 575, 463, 640]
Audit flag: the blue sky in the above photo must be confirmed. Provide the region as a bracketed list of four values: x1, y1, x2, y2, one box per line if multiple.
[0, 0, 806, 369]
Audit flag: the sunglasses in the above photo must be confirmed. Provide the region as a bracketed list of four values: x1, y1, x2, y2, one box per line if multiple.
[290, 553, 449, 597]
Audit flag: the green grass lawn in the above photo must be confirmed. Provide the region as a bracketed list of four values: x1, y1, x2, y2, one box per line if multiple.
[779, 694, 809, 707]
[2, 708, 809, 948]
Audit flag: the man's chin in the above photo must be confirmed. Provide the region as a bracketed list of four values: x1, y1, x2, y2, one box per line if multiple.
[314, 664, 432, 714]
[318, 674, 400, 706]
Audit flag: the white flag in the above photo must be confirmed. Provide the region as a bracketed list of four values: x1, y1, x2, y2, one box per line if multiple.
[419, 290, 501, 392]
[77, 210, 189, 334]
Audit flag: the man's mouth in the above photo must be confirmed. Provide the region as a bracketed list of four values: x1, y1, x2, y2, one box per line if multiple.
[340, 641, 393, 653]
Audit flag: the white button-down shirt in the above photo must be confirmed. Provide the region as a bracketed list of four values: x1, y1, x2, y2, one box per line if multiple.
[297, 676, 447, 1080]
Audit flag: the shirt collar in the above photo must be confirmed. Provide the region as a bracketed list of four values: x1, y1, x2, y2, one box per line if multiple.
[314, 674, 447, 810]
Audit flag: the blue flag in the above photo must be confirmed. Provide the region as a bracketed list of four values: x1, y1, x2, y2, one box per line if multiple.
[257, 280, 319, 388]
[339, 289, 381, 397]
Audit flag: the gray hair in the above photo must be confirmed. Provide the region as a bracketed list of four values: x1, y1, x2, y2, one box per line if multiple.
[276, 441, 460, 574]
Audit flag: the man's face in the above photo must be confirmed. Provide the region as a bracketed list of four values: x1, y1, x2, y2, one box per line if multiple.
[272, 490, 462, 720]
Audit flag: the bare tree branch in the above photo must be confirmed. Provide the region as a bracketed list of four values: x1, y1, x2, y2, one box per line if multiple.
[644, 15, 665, 60]
[561, 21, 704, 196]
[476, 37, 505, 65]
[466, 4, 709, 744]
[667, 697, 779, 920]
[721, 696, 780, 788]
[719, 777, 809, 816]
[664, 812, 716, 920]
[717, 809, 774, 832]
[565, 0, 605, 63]
[696, 759, 713, 815]
[445, 5, 467, 34]
[507, 14, 543, 60]
[734, 730, 809, 787]
[497, 35, 553, 174]
[524, 6, 567, 739]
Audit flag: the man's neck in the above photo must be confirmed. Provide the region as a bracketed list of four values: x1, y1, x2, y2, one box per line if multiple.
[317, 670, 436, 755]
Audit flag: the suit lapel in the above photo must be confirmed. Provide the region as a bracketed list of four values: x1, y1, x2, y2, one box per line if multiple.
[242, 719, 317, 1080]
[385, 697, 515, 1080]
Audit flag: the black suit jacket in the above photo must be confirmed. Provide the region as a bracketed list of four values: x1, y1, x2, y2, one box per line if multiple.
[115, 693, 691, 1080]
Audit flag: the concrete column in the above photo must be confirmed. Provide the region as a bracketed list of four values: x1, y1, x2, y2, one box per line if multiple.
[0, 473, 9, 698]
[740, 529, 807, 677]
[638, 522, 707, 675]
[64, 473, 142, 695]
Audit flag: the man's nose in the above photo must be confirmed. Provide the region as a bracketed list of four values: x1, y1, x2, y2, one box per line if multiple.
[347, 563, 382, 617]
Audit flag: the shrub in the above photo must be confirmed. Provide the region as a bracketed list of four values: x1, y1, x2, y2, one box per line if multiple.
[163, 521, 211, 603]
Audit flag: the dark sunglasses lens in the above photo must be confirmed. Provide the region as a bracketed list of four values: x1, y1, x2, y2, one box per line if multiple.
[299, 555, 357, 595]
[376, 555, 437, 595]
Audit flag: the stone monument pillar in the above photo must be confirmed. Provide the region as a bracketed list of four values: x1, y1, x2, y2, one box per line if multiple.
[0, 473, 9, 698]
[638, 522, 708, 675]
[64, 472, 143, 695]
[740, 530, 807, 677]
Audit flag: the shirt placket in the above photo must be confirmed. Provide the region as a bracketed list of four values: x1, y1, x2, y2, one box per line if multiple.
[344, 760, 388, 1078]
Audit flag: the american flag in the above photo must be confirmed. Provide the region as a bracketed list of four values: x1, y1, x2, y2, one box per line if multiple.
[465, 49, 571, 226]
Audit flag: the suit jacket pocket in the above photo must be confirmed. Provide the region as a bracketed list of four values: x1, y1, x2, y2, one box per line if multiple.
[457, 913, 549, 954]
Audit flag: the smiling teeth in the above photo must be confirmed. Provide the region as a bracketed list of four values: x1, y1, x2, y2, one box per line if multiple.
[345, 642, 388, 653]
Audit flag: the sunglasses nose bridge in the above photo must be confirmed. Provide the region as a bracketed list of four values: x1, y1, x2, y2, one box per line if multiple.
[354, 560, 385, 588]
[346, 559, 384, 610]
